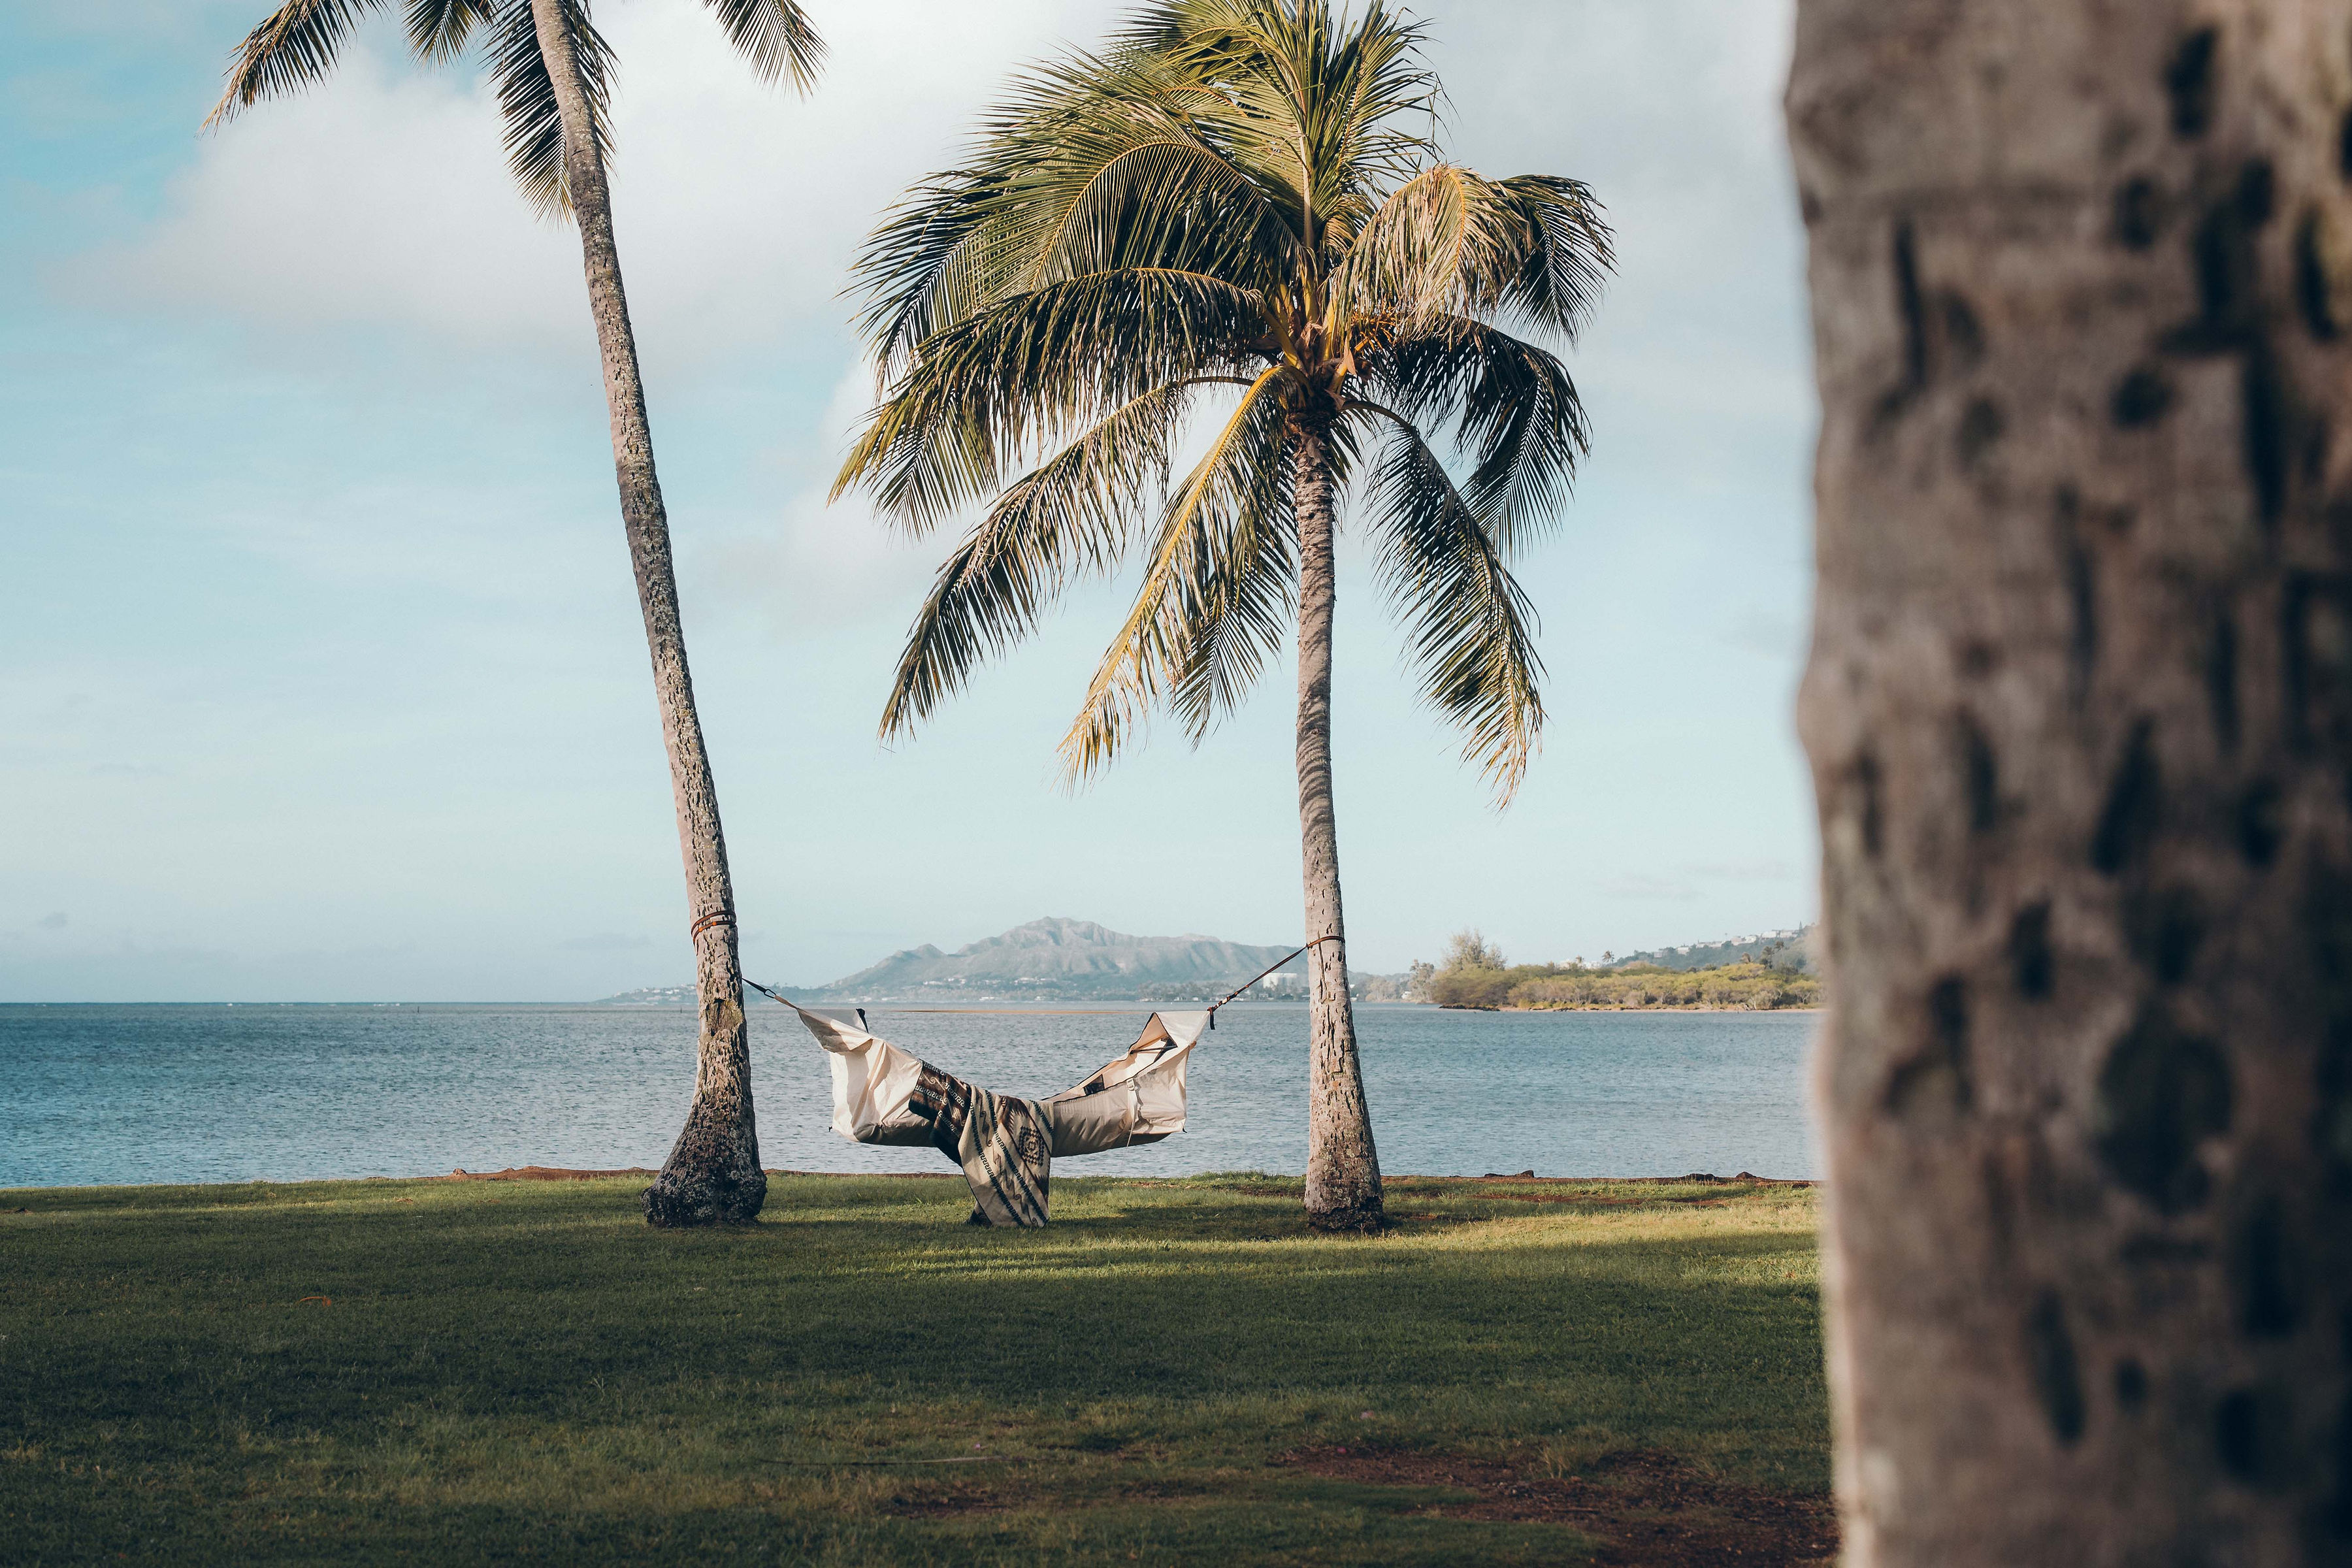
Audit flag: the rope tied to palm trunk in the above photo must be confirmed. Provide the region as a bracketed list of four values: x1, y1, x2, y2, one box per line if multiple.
[1205, 934, 1339, 1028]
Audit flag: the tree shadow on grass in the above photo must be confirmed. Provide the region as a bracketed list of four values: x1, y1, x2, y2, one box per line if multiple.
[2, 1176, 1827, 1567]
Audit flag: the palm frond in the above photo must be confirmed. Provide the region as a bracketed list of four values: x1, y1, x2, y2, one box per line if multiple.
[1491, 175, 1613, 338]
[1017, 133, 1291, 294]
[878, 377, 1242, 740]
[1059, 367, 1288, 783]
[489, 0, 618, 221]
[405, 0, 494, 61]
[701, 0, 824, 91]
[1166, 399, 1309, 741]
[205, 0, 387, 127]
[1111, 0, 1434, 254]
[1358, 316, 1589, 555]
[1353, 399, 1545, 806]
[1339, 165, 1610, 338]
[836, 267, 1268, 535]
[849, 55, 1292, 378]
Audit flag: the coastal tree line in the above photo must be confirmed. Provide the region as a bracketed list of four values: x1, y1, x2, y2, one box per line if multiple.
[1422, 929, 1820, 1011]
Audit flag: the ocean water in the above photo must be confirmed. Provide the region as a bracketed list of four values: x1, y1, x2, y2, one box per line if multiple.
[0, 1002, 1818, 1189]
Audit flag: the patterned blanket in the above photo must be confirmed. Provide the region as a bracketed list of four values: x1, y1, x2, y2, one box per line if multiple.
[911, 1064, 1051, 1227]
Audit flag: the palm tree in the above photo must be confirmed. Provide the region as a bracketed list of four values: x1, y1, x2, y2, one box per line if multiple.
[1793, 1, 2352, 1561]
[833, 0, 1610, 1230]
[207, 0, 822, 1227]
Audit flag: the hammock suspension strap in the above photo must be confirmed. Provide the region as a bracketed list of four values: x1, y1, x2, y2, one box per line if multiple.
[1205, 934, 1339, 1028]
[740, 934, 1340, 1032]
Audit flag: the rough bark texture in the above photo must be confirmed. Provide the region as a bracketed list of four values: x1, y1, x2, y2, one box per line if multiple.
[1292, 421, 1384, 1231]
[529, 0, 763, 1227]
[1790, 1, 2352, 1561]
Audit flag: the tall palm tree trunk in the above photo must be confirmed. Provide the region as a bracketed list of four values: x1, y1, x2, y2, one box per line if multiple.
[1292, 418, 1383, 1231]
[1791, 0, 2349, 1558]
[530, 0, 762, 1227]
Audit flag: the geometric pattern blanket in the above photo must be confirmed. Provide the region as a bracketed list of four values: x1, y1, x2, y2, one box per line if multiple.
[910, 1063, 1051, 1227]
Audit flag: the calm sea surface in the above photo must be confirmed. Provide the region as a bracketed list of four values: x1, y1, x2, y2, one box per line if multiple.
[0, 1002, 1818, 1189]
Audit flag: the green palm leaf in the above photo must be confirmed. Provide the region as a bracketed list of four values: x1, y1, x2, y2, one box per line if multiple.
[206, 0, 387, 127]
[1164, 402, 1323, 742]
[1340, 165, 1612, 338]
[838, 268, 1267, 535]
[702, 0, 824, 91]
[406, 0, 495, 61]
[489, 0, 618, 221]
[879, 376, 1247, 740]
[1360, 316, 1590, 555]
[1060, 366, 1288, 781]
[1356, 400, 1545, 804]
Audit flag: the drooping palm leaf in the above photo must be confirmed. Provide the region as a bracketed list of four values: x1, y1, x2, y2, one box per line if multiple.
[838, 269, 1267, 535]
[1356, 400, 1546, 801]
[1339, 166, 1612, 337]
[879, 376, 1243, 738]
[702, 0, 824, 90]
[851, 59, 1292, 378]
[489, 0, 618, 220]
[1058, 366, 1289, 781]
[207, 0, 387, 127]
[1164, 402, 1328, 742]
[406, 0, 495, 61]
[1360, 316, 1590, 555]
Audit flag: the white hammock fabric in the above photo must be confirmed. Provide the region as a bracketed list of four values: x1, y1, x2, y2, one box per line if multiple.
[777, 1000, 1207, 1224]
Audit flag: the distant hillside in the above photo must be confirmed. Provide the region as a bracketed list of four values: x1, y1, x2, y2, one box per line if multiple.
[597, 985, 696, 1005]
[815, 917, 1302, 1002]
[589, 917, 1435, 1005]
[1611, 926, 1815, 974]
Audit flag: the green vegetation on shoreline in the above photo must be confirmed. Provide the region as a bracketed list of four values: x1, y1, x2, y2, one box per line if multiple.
[1428, 932, 1821, 1012]
[1, 1173, 1827, 1566]
[1441, 959, 1821, 1012]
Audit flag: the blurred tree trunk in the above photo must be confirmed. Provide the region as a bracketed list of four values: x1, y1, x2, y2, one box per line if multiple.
[1789, 1, 2352, 1559]
[531, 0, 763, 1226]
[1293, 419, 1384, 1231]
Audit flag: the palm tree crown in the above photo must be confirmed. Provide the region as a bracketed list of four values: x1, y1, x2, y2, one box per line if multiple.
[836, 0, 1610, 802]
[206, 0, 822, 218]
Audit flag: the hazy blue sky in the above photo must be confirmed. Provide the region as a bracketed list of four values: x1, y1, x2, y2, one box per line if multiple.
[1, 0, 1812, 1001]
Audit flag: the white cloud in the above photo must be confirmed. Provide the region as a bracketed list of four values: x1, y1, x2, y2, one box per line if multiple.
[82, 1, 1103, 361]
[689, 362, 949, 632]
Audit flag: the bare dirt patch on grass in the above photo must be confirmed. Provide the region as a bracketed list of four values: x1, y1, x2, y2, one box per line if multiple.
[1281, 1445, 1837, 1566]
[881, 1471, 1212, 1520]
[883, 1480, 1019, 1518]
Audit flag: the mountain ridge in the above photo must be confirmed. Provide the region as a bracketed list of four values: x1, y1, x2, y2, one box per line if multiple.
[817, 916, 1302, 1000]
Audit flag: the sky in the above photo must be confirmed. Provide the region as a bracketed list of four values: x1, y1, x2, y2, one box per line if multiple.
[0, 0, 1815, 1002]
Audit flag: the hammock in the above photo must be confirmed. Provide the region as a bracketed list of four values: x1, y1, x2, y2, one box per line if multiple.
[761, 996, 1203, 1226]
[746, 938, 1324, 1226]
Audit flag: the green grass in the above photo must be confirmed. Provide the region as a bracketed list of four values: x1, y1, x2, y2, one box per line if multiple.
[0, 1173, 1825, 1565]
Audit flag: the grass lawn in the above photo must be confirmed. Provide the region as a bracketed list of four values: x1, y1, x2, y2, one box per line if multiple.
[0, 1173, 1829, 1565]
